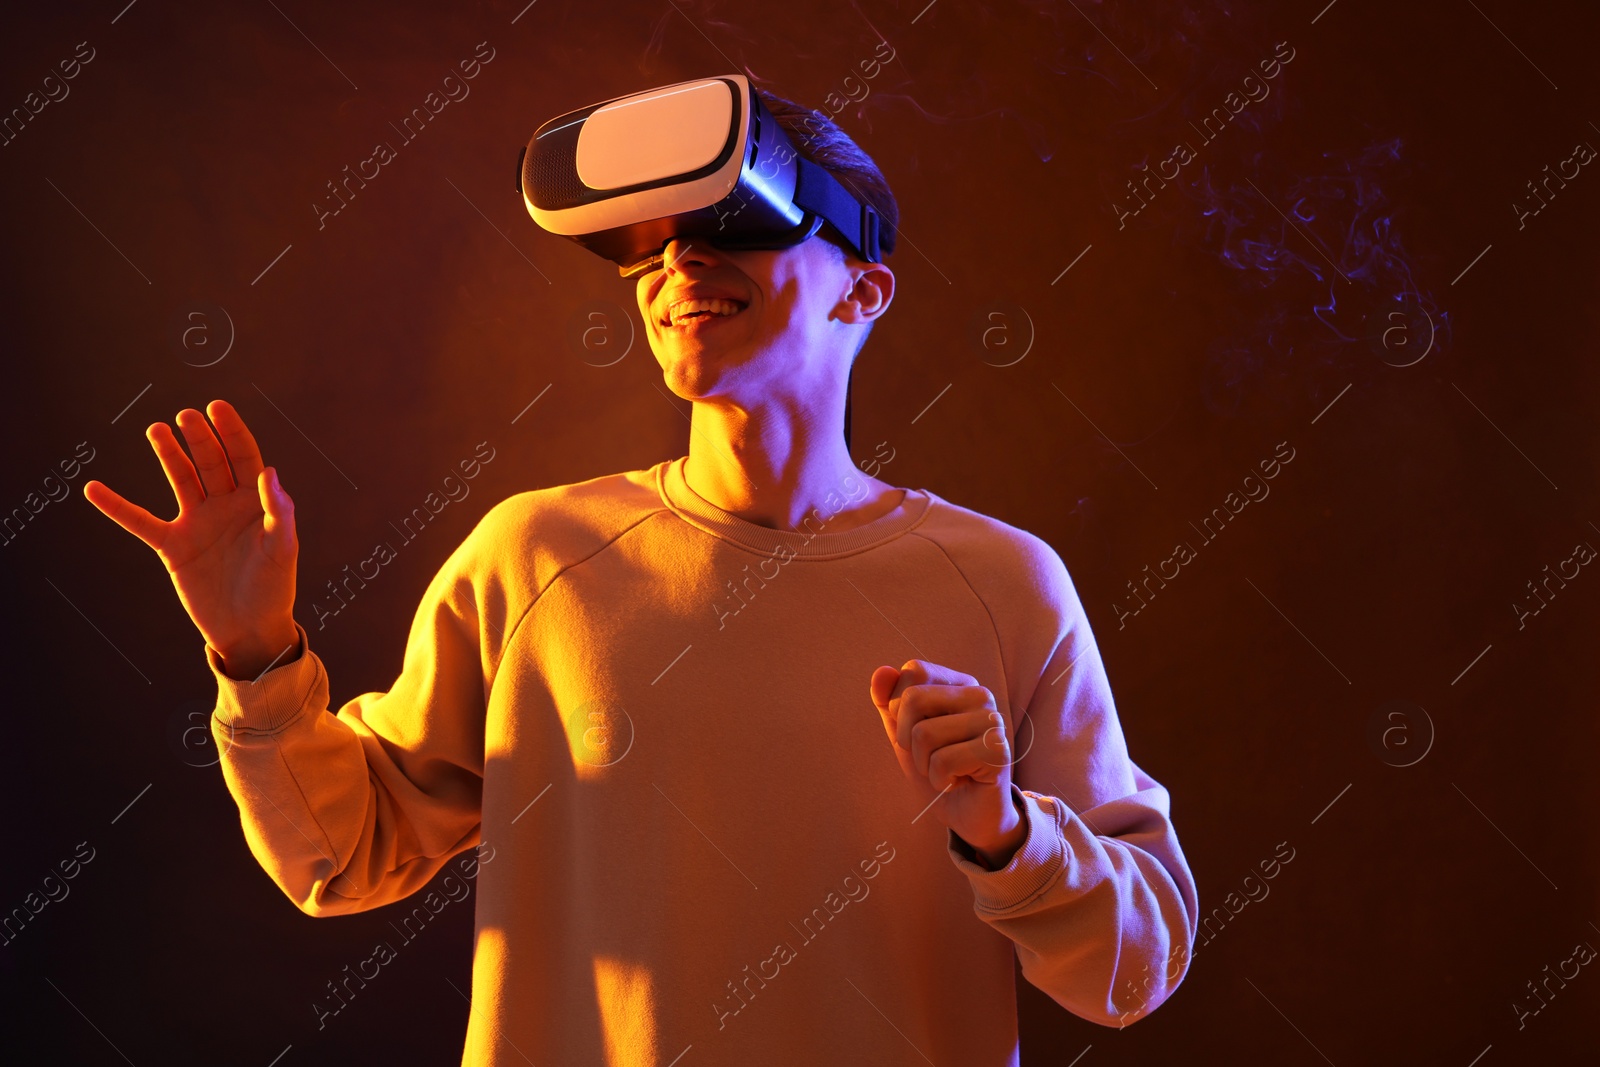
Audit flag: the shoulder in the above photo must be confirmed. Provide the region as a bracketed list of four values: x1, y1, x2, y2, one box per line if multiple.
[915, 490, 1079, 613]
[457, 463, 670, 568]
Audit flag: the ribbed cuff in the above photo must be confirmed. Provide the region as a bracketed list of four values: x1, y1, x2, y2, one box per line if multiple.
[205, 621, 321, 735]
[946, 785, 1067, 912]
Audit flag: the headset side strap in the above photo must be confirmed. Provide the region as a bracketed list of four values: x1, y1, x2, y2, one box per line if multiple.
[793, 156, 882, 262]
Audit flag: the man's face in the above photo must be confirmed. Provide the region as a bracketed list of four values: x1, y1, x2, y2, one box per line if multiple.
[634, 233, 892, 412]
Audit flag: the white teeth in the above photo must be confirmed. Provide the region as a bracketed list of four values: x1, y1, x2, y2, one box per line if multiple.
[665, 297, 744, 327]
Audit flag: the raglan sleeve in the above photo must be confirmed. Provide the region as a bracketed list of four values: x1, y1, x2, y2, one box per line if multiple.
[944, 536, 1199, 1027]
[205, 501, 517, 917]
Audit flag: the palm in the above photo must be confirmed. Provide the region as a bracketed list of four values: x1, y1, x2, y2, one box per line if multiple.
[84, 399, 298, 661]
[160, 477, 294, 654]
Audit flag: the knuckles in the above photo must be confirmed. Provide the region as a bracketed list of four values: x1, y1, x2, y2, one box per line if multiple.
[894, 683, 1000, 739]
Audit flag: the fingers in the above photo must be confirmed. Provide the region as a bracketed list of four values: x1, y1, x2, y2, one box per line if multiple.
[894, 682, 993, 757]
[82, 479, 168, 551]
[880, 659, 978, 723]
[207, 398, 265, 488]
[926, 734, 1006, 791]
[910, 708, 1006, 777]
[898, 659, 978, 688]
[176, 408, 237, 496]
[146, 421, 207, 513]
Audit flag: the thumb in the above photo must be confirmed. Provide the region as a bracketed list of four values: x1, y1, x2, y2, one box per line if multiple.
[869, 666, 906, 750]
[870, 665, 901, 716]
[258, 467, 296, 552]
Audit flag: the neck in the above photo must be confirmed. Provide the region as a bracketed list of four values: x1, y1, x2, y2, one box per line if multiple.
[683, 396, 900, 532]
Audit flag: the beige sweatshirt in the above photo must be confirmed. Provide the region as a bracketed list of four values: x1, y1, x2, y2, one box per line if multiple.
[208, 455, 1198, 1066]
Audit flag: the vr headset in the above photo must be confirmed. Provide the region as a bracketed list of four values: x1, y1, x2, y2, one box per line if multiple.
[516, 74, 889, 449]
[516, 73, 885, 276]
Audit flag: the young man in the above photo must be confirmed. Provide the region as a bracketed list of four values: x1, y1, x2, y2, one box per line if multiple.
[84, 89, 1197, 1065]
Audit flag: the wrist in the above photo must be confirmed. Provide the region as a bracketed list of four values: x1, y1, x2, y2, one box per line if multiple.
[968, 789, 1028, 870]
[218, 621, 300, 680]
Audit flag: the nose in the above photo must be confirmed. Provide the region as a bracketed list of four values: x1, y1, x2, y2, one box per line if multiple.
[662, 237, 712, 273]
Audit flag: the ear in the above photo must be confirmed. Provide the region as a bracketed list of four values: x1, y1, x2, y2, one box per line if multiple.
[835, 259, 894, 326]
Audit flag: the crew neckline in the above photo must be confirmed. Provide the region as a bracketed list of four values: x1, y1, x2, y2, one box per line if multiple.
[654, 455, 935, 559]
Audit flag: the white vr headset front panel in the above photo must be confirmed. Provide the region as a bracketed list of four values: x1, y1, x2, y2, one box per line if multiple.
[522, 72, 890, 271]
[525, 75, 803, 245]
[576, 80, 732, 190]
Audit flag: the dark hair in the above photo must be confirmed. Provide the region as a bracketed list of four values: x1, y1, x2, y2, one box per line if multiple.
[755, 90, 899, 258]
[754, 89, 898, 453]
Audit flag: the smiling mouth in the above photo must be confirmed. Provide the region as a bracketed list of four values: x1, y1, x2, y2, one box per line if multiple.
[661, 297, 748, 329]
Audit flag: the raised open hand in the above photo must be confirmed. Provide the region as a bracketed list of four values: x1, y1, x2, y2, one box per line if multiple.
[83, 399, 300, 679]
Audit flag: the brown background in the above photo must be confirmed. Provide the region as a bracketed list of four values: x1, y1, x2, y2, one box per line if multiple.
[1, 0, 1596, 1063]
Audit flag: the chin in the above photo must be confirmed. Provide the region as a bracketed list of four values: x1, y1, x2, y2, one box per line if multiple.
[655, 331, 751, 368]
[654, 354, 720, 399]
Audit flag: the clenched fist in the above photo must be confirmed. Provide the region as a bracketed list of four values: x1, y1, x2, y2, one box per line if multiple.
[869, 659, 1027, 870]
